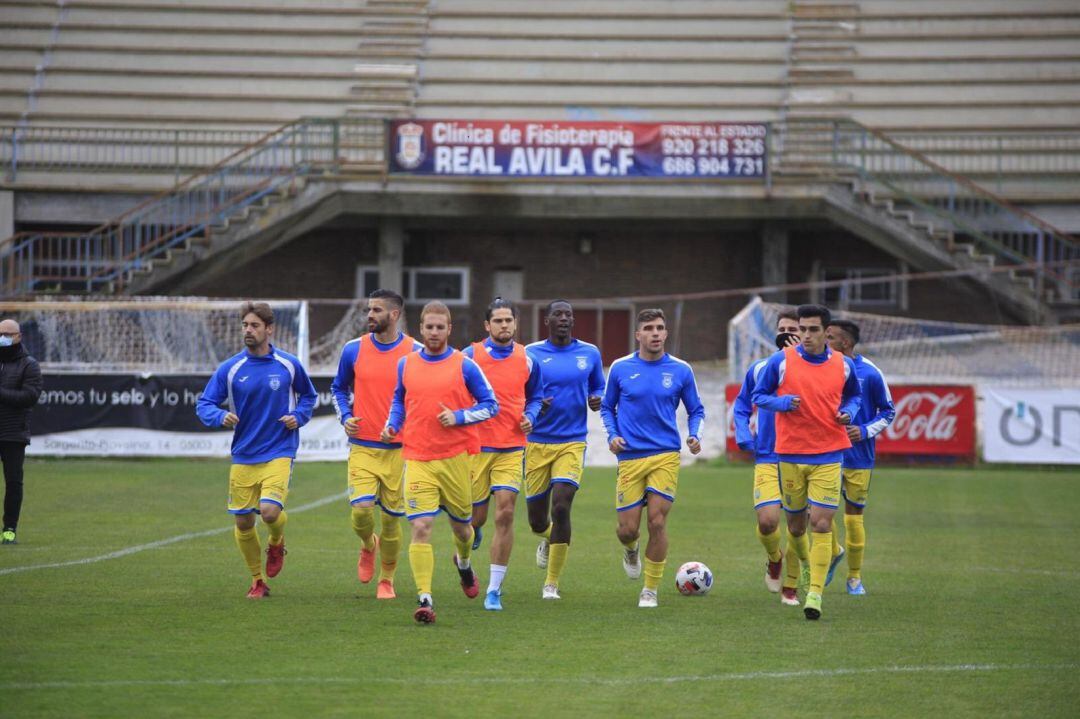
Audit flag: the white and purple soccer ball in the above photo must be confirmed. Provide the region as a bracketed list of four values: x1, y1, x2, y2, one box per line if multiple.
[675, 561, 713, 596]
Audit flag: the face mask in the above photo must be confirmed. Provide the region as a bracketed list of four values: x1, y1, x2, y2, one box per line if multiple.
[775, 332, 799, 350]
[0, 337, 13, 348]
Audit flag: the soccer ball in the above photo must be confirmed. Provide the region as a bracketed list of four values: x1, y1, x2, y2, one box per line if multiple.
[675, 561, 713, 596]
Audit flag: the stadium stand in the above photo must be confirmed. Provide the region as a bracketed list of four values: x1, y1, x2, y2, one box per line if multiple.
[0, 0, 427, 127]
[0, 0, 1076, 328]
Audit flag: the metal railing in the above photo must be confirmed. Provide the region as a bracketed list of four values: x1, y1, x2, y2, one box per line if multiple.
[0, 118, 384, 295]
[820, 118, 1080, 304]
[1, 121, 386, 183]
[1, 116, 1076, 308]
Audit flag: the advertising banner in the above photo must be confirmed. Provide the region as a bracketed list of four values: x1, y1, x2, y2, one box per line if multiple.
[983, 388, 1080, 464]
[388, 119, 767, 179]
[28, 374, 350, 461]
[725, 384, 976, 460]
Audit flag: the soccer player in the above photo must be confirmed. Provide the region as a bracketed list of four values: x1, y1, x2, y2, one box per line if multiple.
[381, 301, 498, 624]
[601, 309, 704, 608]
[463, 298, 544, 611]
[331, 289, 422, 600]
[733, 309, 809, 604]
[525, 300, 605, 600]
[752, 304, 860, 620]
[197, 302, 317, 599]
[827, 319, 895, 596]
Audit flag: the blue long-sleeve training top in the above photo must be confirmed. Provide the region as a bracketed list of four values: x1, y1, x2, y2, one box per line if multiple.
[196, 345, 317, 464]
[750, 345, 861, 465]
[600, 352, 705, 460]
[462, 338, 546, 435]
[525, 338, 605, 444]
[385, 347, 499, 432]
[842, 354, 896, 470]
[733, 357, 778, 463]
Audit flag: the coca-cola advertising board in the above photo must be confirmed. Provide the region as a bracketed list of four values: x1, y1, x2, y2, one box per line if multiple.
[725, 384, 975, 460]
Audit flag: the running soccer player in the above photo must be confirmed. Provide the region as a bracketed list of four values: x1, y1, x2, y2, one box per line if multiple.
[197, 302, 318, 599]
[827, 319, 895, 596]
[462, 297, 544, 611]
[601, 309, 704, 608]
[752, 304, 860, 620]
[331, 289, 422, 600]
[381, 301, 498, 624]
[525, 300, 605, 600]
[733, 309, 809, 604]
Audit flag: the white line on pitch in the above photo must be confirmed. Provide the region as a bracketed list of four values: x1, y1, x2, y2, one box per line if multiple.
[0, 491, 346, 577]
[969, 566, 1080, 578]
[1, 662, 1075, 691]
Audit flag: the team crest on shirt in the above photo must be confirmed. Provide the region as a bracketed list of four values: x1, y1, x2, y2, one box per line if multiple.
[269, 375, 281, 391]
[661, 372, 674, 389]
[576, 356, 588, 370]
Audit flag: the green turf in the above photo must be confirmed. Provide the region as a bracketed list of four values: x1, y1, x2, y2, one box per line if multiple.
[2, 459, 1078, 718]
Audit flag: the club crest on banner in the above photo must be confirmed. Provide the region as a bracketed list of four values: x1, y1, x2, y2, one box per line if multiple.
[395, 122, 426, 169]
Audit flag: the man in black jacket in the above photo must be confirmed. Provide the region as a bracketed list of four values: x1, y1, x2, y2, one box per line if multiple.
[0, 319, 43, 544]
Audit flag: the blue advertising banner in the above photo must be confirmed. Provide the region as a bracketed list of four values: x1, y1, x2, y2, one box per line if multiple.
[388, 120, 768, 179]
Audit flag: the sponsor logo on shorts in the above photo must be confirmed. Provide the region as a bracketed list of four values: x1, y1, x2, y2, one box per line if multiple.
[408, 499, 418, 509]
[754, 489, 761, 499]
[822, 495, 838, 503]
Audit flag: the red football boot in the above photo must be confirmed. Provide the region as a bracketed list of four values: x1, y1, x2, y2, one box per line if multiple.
[266, 542, 287, 578]
[246, 579, 270, 600]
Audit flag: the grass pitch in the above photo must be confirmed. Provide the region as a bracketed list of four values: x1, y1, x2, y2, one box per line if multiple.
[2, 459, 1078, 718]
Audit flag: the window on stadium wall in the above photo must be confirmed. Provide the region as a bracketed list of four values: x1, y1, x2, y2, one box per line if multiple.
[355, 265, 470, 305]
[821, 267, 904, 309]
[533, 305, 631, 366]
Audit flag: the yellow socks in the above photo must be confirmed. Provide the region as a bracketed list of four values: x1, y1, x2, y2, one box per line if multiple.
[643, 558, 666, 591]
[783, 531, 810, 589]
[453, 526, 474, 568]
[535, 522, 552, 540]
[351, 505, 376, 552]
[757, 526, 782, 563]
[831, 517, 841, 558]
[234, 526, 263, 580]
[378, 512, 402, 582]
[845, 514, 866, 579]
[408, 543, 434, 596]
[545, 543, 568, 587]
[264, 511, 287, 546]
[809, 531, 832, 594]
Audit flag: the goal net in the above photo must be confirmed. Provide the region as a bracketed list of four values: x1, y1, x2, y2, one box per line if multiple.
[2, 297, 308, 373]
[728, 296, 1080, 387]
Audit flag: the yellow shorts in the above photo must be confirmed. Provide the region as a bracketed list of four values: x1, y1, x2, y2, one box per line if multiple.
[347, 444, 405, 517]
[779, 462, 841, 513]
[525, 441, 586, 501]
[753, 463, 782, 510]
[228, 457, 292, 515]
[471, 449, 525, 505]
[842, 468, 872, 508]
[615, 452, 681, 512]
[404, 452, 473, 523]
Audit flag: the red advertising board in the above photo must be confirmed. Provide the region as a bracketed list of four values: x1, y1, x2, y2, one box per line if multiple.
[725, 384, 975, 460]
